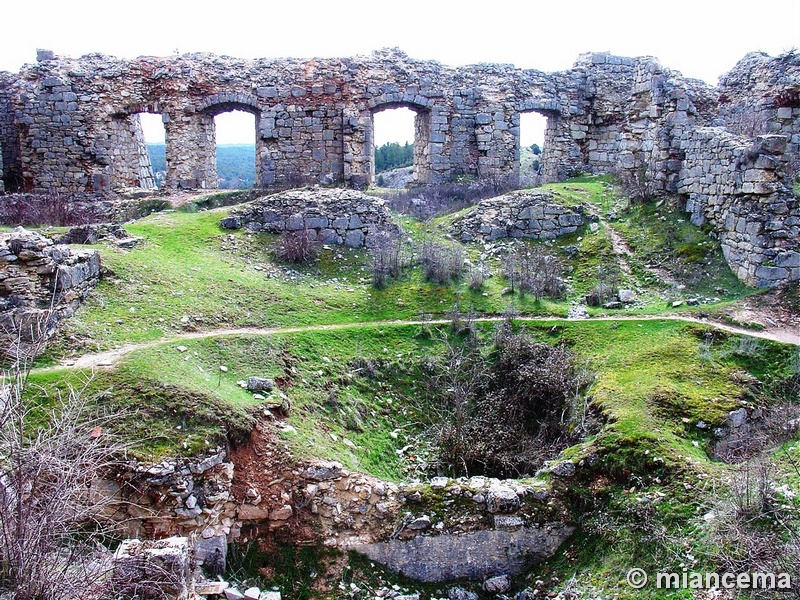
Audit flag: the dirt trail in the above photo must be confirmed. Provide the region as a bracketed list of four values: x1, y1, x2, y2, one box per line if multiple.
[597, 215, 633, 279]
[598, 215, 682, 288]
[39, 314, 798, 373]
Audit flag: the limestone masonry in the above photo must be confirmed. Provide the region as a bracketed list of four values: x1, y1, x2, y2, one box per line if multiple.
[103, 444, 575, 584]
[449, 189, 587, 242]
[0, 227, 101, 358]
[0, 48, 798, 287]
[220, 187, 399, 247]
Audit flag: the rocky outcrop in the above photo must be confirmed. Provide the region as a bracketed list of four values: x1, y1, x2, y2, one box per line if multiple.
[350, 525, 574, 583]
[0, 227, 101, 358]
[220, 188, 400, 248]
[449, 189, 586, 242]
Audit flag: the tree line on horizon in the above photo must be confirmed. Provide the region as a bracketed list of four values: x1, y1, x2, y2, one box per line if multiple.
[146, 141, 414, 188]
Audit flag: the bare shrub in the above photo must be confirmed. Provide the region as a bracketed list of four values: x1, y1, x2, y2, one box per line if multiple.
[420, 237, 465, 285]
[468, 260, 488, 291]
[0, 192, 97, 227]
[0, 364, 130, 599]
[370, 231, 408, 288]
[708, 458, 800, 598]
[431, 333, 594, 478]
[502, 246, 565, 299]
[385, 175, 518, 220]
[275, 228, 320, 264]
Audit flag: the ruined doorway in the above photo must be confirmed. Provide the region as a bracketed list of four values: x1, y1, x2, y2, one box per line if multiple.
[139, 113, 166, 188]
[519, 112, 547, 186]
[108, 110, 162, 189]
[370, 104, 431, 187]
[213, 110, 256, 189]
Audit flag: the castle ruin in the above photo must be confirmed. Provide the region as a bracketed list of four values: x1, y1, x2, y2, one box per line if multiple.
[0, 48, 797, 287]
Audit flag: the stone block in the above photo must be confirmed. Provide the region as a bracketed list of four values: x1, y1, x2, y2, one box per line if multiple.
[113, 537, 190, 600]
[195, 534, 227, 575]
[486, 484, 520, 514]
[345, 229, 365, 247]
[247, 377, 274, 392]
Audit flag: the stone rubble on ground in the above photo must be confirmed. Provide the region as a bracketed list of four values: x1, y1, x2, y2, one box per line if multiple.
[221, 188, 401, 249]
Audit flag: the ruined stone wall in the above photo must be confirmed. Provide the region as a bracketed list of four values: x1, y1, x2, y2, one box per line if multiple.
[102, 446, 574, 584]
[717, 52, 800, 173]
[0, 48, 687, 195]
[677, 130, 799, 286]
[450, 189, 586, 242]
[0, 48, 798, 286]
[0, 227, 101, 358]
[0, 72, 19, 192]
[220, 188, 399, 248]
[0, 49, 553, 192]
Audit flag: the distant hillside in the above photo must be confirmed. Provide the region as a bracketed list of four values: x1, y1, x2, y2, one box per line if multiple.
[375, 142, 413, 173]
[146, 144, 255, 188]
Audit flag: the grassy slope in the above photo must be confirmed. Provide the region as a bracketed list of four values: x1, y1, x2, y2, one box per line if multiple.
[47, 177, 759, 360]
[22, 178, 800, 599]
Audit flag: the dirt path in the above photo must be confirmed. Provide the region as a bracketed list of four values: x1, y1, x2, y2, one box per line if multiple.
[598, 215, 682, 288]
[40, 314, 798, 373]
[597, 215, 634, 279]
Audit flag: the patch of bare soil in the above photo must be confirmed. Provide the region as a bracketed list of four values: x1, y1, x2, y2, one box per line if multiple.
[719, 288, 800, 346]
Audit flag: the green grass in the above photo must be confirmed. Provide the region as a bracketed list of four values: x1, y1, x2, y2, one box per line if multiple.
[19, 178, 800, 598]
[39, 178, 760, 363]
[611, 197, 752, 297]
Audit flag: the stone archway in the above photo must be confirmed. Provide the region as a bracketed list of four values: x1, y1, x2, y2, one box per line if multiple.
[196, 94, 262, 190]
[367, 95, 436, 186]
[513, 99, 563, 184]
[107, 103, 164, 189]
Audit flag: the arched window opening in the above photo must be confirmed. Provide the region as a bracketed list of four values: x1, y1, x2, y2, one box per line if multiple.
[372, 107, 416, 188]
[214, 110, 256, 189]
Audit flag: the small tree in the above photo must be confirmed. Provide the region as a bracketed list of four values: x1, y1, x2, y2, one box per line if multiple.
[0, 359, 129, 599]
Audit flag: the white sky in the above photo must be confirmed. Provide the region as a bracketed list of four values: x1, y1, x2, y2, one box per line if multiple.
[3, 0, 798, 146]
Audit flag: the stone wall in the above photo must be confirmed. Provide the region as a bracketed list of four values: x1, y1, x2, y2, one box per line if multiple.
[0, 227, 101, 358]
[449, 189, 586, 242]
[677, 130, 799, 286]
[0, 48, 731, 195]
[0, 48, 798, 286]
[220, 188, 400, 248]
[102, 442, 574, 583]
[717, 52, 800, 174]
[0, 71, 18, 193]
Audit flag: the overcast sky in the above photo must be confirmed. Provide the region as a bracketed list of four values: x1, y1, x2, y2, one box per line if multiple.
[2, 0, 798, 145]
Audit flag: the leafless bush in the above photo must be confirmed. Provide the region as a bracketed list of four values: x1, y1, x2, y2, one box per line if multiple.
[370, 231, 409, 288]
[384, 175, 518, 220]
[708, 458, 800, 598]
[0, 191, 97, 227]
[468, 260, 488, 291]
[275, 228, 320, 264]
[420, 237, 465, 285]
[502, 246, 565, 299]
[0, 362, 131, 599]
[430, 333, 594, 477]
